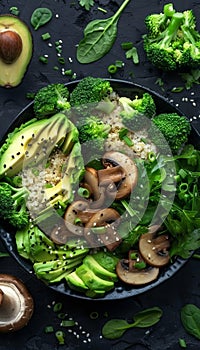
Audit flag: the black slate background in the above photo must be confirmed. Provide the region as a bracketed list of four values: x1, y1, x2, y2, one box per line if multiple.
[0, 1, 200, 349]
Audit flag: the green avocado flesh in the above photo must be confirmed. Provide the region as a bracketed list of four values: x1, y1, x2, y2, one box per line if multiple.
[0, 14, 33, 87]
[0, 113, 69, 177]
[65, 253, 118, 297]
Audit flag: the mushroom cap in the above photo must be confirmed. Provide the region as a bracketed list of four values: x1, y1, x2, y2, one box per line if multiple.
[116, 260, 159, 285]
[64, 200, 90, 235]
[139, 232, 170, 267]
[101, 151, 138, 199]
[0, 274, 34, 333]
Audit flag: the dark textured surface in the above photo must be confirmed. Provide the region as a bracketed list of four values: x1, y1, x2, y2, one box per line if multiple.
[0, 0, 200, 349]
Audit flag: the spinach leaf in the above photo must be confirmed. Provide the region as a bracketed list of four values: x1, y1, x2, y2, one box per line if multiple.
[102, 307, 162, 339]
[31, 8, 53, 30]
[77, 0, 131, 63]
[181, 304, 200, 340]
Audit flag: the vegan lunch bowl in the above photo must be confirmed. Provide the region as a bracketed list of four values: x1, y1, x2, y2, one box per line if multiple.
[0, 78, 199, 300]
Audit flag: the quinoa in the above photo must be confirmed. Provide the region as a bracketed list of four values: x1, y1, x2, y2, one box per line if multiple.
[102, 101, 157, 159]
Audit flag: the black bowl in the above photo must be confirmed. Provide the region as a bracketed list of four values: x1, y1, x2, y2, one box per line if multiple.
[0, 79, 199, 300]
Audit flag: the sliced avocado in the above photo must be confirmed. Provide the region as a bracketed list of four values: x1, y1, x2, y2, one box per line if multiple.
[83, 255, 118, 282]
[66, 271, 88, 292]
[24, 113, 69, 167]
[0, 113, 68, 177]
[61, 119, 79, 155]
[85, 289, 106, 298]
[0, 118, 50, 177]
[76, 264, 114, 292]
[0, 14, 33, 87]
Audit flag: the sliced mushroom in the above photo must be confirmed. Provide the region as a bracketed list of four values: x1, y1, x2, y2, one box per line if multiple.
[84, 208, 121, 250]
[116, 250, 159, 285]
[101, 151, 138, 199]
[139, 231, 170, 267]
[84, 167, 99, 200]
[97, 165, 125, 185]
[116, 259, 159, 285]
[64, 200, 90, 235]
[0, 274, 34, 333]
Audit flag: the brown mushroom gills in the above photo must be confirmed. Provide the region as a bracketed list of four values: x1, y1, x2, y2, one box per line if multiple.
[0, 274, 34, 333]
[139, 232, 170, 267]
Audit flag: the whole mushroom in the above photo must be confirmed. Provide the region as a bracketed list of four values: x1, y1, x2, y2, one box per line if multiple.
[0, 274, 34, 333]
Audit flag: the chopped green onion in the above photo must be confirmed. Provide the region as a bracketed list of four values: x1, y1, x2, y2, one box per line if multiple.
[121, 41, 133, 50]
[57, 312, 66, 319]
[130, 252, 138, 260]
[148, 152, 156, 162]
[58, 57, 65, 64]
[178, 168, 188, 179]
[122, 135, 134, 147]
[53, 302, 63, 312]
[179, 183, 189, 193]
[89, 311, 99, 319]
[39, 56, 48, 64]
[74, 217, 82, 224]
[134, 261, 146, 270]
[44, 325, 54, 333]
[78, 187, 90, 198]
[55, 330, 65, 345]
[41, 32, 51, 40]
[108, 64, 117, 74]
[64, 69, 73, 76]
[119, 128, 128, 139]
[91, 226, 107, 234]
[61, 320, 75, 327]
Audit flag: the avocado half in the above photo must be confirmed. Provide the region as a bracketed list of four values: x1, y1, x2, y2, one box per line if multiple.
[0, 14, 33, 88]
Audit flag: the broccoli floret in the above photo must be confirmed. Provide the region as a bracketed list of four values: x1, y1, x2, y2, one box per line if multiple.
[70, 76, 113, 107]
[77, 115, 110, 162]
[145, 3, 175, 38]
[119, 94, 156, 131]
[143, 4, 200, 71]
[0, 182, 29, 229]
[150, 113, 191, 154]
[34, 83, 70, 118]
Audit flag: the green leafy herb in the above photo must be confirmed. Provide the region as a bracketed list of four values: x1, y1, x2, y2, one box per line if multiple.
[102, 307, 163, 339]
[9, 7, 20, 16]
[179, 69, 200, 90]
[179, 338, 187, 348]
[125, 46, 139, 64]
[79, 0, 94, 11]
[31, 8, 53, 30]
[76, 0, 131, 63]
[181, 304, 200, 340]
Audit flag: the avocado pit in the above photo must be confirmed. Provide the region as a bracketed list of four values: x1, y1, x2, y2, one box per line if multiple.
[0, 30, 22, 64]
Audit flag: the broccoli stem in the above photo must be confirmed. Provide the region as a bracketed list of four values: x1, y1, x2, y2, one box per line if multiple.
[10, 185, 29, 207]
[160, 13, 184, 47]
[163, 3, 175, 17]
